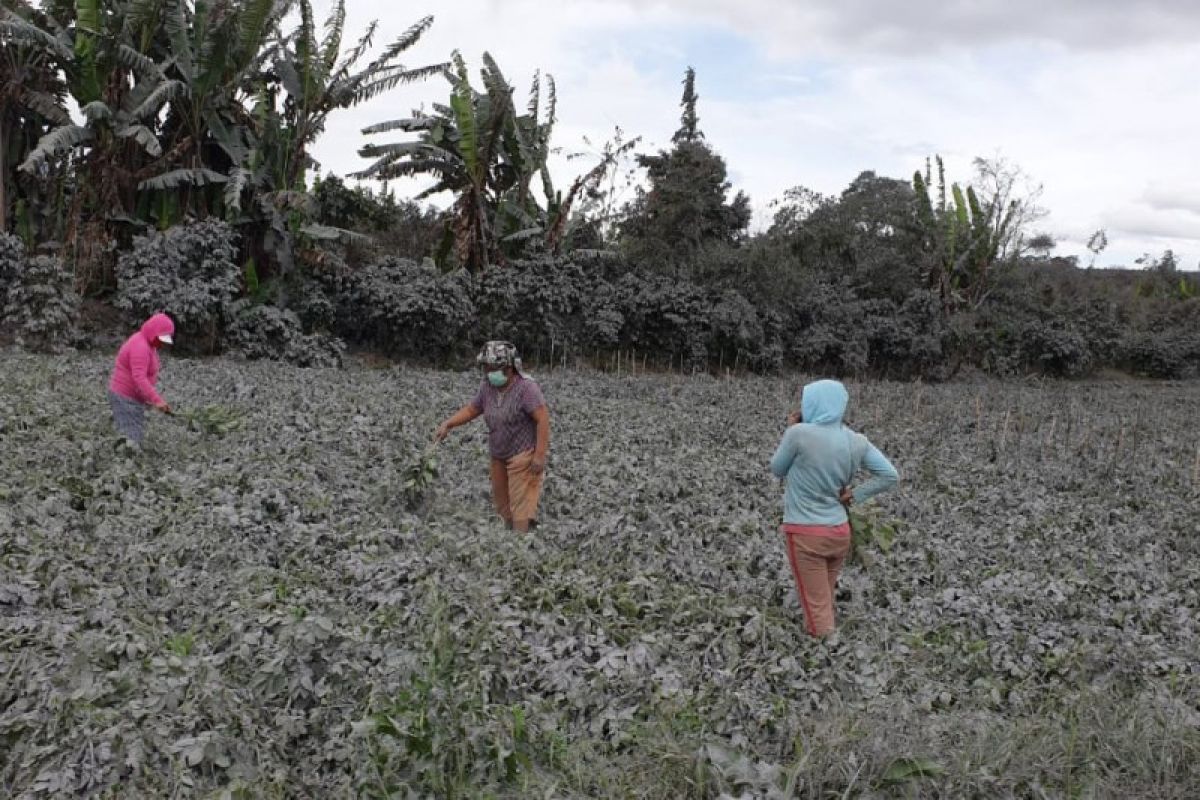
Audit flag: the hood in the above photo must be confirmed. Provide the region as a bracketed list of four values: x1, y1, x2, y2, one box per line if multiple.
[140, 312, 175, 344]
[801, 379, 849, 426]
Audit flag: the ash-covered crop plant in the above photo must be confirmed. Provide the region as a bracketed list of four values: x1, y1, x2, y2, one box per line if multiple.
[1, 350, 1198, 797]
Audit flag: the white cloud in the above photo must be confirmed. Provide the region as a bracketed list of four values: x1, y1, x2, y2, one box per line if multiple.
[308, 1, 1200, 269]
[1143, 184, 1200, 216]
[618, 0, 1200, 55]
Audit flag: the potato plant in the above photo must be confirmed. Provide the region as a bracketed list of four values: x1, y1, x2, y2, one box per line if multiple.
[1, 349, 1197, 797]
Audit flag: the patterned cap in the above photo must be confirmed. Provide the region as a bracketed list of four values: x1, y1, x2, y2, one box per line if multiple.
[476, 340, 521, 369]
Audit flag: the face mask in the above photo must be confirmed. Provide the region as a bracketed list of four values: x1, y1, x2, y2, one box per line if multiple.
[487, 370, 508, 387]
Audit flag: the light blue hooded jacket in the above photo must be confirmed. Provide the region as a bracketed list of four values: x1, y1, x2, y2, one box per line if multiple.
[769, 380, 899, 525]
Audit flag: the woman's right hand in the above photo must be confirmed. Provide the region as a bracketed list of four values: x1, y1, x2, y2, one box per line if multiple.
[434, 421, 451, 442]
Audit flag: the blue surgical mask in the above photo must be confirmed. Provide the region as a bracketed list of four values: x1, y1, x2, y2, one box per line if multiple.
[487, 370, 507, 387]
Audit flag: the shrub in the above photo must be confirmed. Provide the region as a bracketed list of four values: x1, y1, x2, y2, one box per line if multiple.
[473, 257, 608, 361]
[289, 275, 338, 334]
[1120, 330, 1200, 379]
[579, 279, 625, 352]
[615, 272, 712, 368]
[1018, 320, 1093, 377]
[707, 288, 768, 369]
[0, 232, 25, 329]
[777, 283, 871, 376]
[115, 220, 241, 353]
[2, 253, 80, 352]
[0, 232, 22, 290]
[223, 301, 345, 368]
[335, 258, 475, 360]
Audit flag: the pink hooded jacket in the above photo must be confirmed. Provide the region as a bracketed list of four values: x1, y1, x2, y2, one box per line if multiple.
[109, 313, 174, 405]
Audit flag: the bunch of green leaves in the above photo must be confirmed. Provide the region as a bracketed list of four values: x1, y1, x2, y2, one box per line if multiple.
[179, 404, 244, 437]
[847, 507, 897, 568]
[401, 443, 439, 511]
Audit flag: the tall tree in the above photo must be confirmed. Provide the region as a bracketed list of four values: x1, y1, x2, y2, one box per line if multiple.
[356, 51, 625, 270]
[913, 155, 1043, 313]
[619, 67, 750, 276]
[14, 0, 178, 290]
[0, 2, 72, 236]
[673, 66, 700, 143]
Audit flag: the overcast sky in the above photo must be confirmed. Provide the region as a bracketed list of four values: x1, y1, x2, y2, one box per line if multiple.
[309, 0, 1200, 269]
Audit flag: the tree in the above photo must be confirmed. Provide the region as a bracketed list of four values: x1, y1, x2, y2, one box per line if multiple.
[673, 66, 700, 144]
[913, 155, 1044, 313]
[619, 67, 751, 276]
[0, 2, 72, 236]
[1027, 233, 1056, 258]
[229, 3, 442, 280]
[355, 52, 545, 271]
[355, 52, 626, 271]
[134, 0, 293, 223]
[757, 173, 922, 302]
[11, 0, 182, 290]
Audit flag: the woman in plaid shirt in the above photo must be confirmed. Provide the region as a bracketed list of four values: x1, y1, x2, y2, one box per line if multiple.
[435, 341, 551, 532]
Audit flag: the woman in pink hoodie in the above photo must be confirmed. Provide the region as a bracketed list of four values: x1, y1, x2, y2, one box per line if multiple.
[109, 312, 175, 445]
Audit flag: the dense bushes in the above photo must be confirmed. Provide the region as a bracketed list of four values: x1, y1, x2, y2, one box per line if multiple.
[7, 218, 1196, 380]
[334, 258, 475, 360]
[474, 257, 600, 358]
[1119, 330, 1200, 379]
[0, 232, 22, 293]
[115, 220, 241, 353]
[314, 254, 1198, 380]
[2, 250, 80, 352]
[322, 255, 787, 372]
[109, 221, 344, 366]
[224, 301, 345, 368]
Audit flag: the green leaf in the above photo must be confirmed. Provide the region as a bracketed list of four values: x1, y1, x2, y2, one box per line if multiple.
[882, 757, 946, 784]
[238, 0, 279, 61]
[75, 0, 101, 34]
[320, 0, 346, 73]
[449, 51, 479, 180]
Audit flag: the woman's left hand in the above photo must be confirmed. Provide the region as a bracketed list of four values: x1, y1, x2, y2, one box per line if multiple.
[838, 486, 853, 507]
[530, 454, 546, 474]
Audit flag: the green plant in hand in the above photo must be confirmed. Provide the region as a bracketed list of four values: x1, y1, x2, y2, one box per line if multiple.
[180, 405, 245, 437]
[848, 507, 898, 568]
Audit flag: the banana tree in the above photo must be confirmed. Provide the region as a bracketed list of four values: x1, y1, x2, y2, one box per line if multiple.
[357, 51, 619, 270]
[14, 0, 174, 276]
[213, 1, 442, 281]
[135, 0, 292, 222]
[355, 51, 514, 271]
[913, 155, 1017, 313]
[0, 2, 72, 236]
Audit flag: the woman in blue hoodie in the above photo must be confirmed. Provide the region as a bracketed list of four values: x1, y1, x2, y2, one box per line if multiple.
[770, 379, 898, 637]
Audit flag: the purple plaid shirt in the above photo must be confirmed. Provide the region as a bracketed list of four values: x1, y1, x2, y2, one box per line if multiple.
[471, 376, 546, 460]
